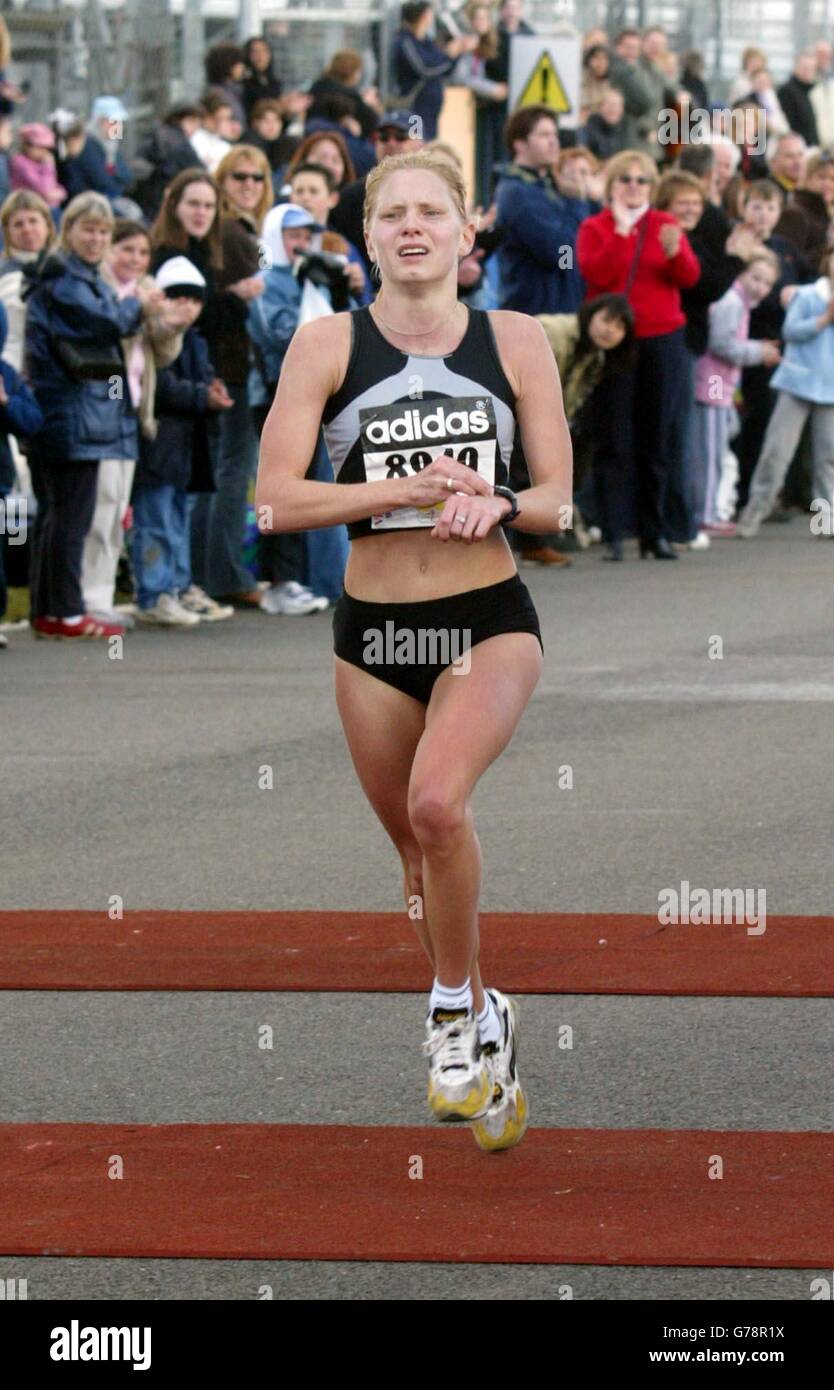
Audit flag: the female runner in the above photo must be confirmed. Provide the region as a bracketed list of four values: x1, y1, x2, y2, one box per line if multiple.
[256, 149, 571, 1151]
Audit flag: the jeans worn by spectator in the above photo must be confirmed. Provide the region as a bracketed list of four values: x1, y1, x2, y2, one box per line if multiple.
[301, 438, 348, 602]
[131, 484, 192, 610]
[195, 383, 259, 597]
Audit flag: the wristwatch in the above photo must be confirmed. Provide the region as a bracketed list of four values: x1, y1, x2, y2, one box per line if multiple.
[493, 484, 520, 523]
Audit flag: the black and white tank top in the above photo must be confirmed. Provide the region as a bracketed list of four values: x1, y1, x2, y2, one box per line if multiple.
[322, 305, 517, 540]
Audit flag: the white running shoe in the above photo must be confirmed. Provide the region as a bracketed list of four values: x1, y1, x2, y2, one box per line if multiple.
[470, 989, 529, 1153]
[688, 531, 710, 551]
[423, 1007, 491, 1122]
[135, 593, 200, 627]
[259, 580, 329, 615]
[178, 585, 234, 621]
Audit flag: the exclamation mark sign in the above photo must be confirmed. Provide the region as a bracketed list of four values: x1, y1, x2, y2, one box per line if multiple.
[542, 63, 549, 104]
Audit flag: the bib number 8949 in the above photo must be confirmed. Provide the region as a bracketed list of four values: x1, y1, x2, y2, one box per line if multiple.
[384, 446, 480, 478]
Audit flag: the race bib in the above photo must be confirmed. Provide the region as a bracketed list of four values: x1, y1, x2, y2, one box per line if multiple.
[359, 396, 497, 530]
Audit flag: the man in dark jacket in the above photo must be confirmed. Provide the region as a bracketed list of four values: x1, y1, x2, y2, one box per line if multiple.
[60, 97, 134, 205]
[494, 105, 593, 315]
[778, 52, 820, 147]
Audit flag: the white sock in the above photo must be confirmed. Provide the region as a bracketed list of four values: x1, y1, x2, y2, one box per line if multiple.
[477, 992, 501, 1046]
[62, 615, 82, 625]
[429, 977, 472, 1017]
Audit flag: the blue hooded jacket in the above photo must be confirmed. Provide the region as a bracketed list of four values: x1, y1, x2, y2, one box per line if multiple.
[24, 251, 142, 462]
[0, 301, 43, 492]
[494, 163, 594, 315]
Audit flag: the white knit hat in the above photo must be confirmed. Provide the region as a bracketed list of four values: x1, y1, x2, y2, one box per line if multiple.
[154, 255, 207, 299]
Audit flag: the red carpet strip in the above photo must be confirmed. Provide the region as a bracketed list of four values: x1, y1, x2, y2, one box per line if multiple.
[1, 1124, 830, 1266]
[0, 911, 831, 995]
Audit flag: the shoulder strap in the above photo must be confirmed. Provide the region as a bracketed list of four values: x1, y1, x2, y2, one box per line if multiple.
[624, 215, 650, 299]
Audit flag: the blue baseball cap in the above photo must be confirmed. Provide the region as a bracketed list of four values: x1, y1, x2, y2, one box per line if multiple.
[280, 204, 325, 232]
[376, 110, 415, 135]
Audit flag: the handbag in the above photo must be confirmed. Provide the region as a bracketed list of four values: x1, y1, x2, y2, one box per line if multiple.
[52, 335, 124, 383]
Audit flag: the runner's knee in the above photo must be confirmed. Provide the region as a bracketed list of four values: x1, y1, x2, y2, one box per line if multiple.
[408, 786, 468, 851]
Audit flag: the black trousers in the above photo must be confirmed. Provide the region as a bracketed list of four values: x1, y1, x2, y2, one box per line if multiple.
[32, 458, 99, 619]
[593, 328, 688, 545]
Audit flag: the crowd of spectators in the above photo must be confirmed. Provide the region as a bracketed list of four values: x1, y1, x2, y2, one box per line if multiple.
[1, 6, 833, 647]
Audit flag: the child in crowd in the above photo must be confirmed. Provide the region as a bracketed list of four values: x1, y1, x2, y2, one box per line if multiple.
[80, 218, 204, 624]
[0, 301, 42, 648]
[738, 245, 834, 538]
[10, 124, 66, 209]
[131, 257, 234, 627]
[248, 202, 346, 613]
[729, 179, 811, 506]
[535, 292, 635, 558]
[694, 251, 781, 535]
[288, 160, 371, 304]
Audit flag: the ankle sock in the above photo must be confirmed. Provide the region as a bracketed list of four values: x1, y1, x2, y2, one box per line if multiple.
[477, 992, 501, 1046]
[429, 977, 472, 1018]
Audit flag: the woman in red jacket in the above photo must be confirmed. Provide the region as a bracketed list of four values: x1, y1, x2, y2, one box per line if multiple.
[577, 149, 700, 559]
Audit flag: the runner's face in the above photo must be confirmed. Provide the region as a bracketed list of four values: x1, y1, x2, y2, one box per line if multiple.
[369, 170, 472, 284]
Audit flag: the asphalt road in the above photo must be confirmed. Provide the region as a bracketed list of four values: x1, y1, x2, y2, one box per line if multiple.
[2, 524, 832, 1299]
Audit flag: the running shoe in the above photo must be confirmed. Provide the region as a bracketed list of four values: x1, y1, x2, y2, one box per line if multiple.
[470, 989, 529, 1153]
[423, 1007, 491, 1122]
[135, 594, 199, 627]
[259, 581, 329, 615]
[178, 585, 234, 621]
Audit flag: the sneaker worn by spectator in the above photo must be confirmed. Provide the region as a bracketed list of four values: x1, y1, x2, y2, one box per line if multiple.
[178, 585, 234, 621]
[688, 531, 711, 550]
[259, 580, 329, 615]
[135, 593, 200, 627]
[32, 614, 125, 639]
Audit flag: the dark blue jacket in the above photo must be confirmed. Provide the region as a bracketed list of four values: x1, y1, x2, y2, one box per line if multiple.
[135, 327, 214, 492]
[0, 302, 42, 492]
[24, 251, 142, 462]
[494, 163, 594, 315]
[60, 136, 132, 202]
[392, 31, 455, 140]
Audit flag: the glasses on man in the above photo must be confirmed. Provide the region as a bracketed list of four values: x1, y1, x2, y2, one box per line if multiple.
[617, 175, 650, 185]
[231, 171, 266, 183]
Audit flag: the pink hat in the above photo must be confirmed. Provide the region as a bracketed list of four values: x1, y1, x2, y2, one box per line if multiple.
[20, 123, 56, 150]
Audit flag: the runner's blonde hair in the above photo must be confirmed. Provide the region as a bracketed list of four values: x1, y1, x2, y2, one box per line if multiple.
[363, 149, 468, 233]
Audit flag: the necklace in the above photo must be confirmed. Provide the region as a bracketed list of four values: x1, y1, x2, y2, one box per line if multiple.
[373, 300, 461, 338]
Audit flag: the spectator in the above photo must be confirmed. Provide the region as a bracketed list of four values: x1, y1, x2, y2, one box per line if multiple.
[675, 145, 743, 361]
[248, 203, 336, 615]
[776, 152, 833, 265]
[79, 218, 194, 624]
[728, 96, 771, 183]
[329, 112, 421, 270]
[710, 136, 741, 212]
[728, 47, 767, 103]
[738, 244, 834, 537]
[0, 114, 12, 206]
[246, 100, 294, 181]
[680, 51, 709, 110]
[495, 105, 592, 315]
[487, 0, 535, 92]
[309, 50, 380, 141]
[241, 36, 284, 120]
[0, 301, 42, 636]
[0, 18, 25, 118]
[0, 191, 55, 371]
[728, 178, 812, 507]
[25, 192, 152, 639]
[778, 51, 820, 148]
[694, 252, 781, 536]
[186, 145, 270, 607]
[10, 124, 66, 209]
[577, 149, 700, 561]
[747, 67, 790, 139]
[133, 104, 207, 222]
[580, 44, 611, 122]
[204, 42, 247, 136]
[285, 131, 356, 195]
[768, 132, 808, 200]
[536, 292, 635, 554]
[303, 91, 377, 181]
[811, 39, 834, 148]
[802, 149, 834, 219]
[639, 27, 676, 157]
[289, 161, 370, 303]
[132, 257, 233, 627]
[392, 3, 475, 142]
[608, 29, 655, 153]
[190, 91, 236, 174]
[585, 88, 629, 162]
[60, 97, 134, 208]
[451, 2, 507, 206]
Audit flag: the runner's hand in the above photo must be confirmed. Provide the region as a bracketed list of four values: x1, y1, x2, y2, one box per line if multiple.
[431, 493, 510, 543]
[399, 452, 494, 508]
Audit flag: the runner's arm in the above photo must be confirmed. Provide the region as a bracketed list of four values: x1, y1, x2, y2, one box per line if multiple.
[491, 312, 573, 534]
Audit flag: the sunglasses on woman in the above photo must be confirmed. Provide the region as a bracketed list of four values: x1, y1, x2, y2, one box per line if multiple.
[231, 171, 266, 183]
[617, 175, 650, 185]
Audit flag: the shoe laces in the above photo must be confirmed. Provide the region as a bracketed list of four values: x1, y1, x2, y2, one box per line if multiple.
[423, 1016, 472, 1072]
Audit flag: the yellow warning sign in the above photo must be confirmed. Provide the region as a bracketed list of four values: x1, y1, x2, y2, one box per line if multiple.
[517, 51, 571, 113]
